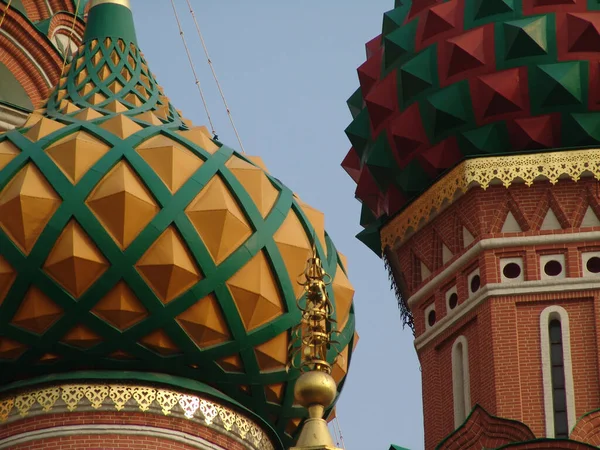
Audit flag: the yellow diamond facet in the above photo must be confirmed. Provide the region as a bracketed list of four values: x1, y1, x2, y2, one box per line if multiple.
[186, 176, 252, 264]
[87, 161, 159, 249]
[0, 164, 61, 254]
[46, 131, 110, 184]
[44, 220, 108, 298]
[136, 227, 202, 303]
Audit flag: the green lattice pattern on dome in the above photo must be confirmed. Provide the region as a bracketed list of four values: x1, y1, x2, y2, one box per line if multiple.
[49, 35, 184, 124]
[0, 3, 355, 446]
[344, 0, 600, 255]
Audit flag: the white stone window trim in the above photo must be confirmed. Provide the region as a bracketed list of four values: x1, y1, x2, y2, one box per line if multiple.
[582, 251, 600, 277]
[424, 302, 436, 330]
[540, 305, 576, 438]
[467, 268, 481, 297]
[500, 257, 524, 283]
[452, 335, 471, 428]
[445, 285, 458, 313]
[540, 254, 566, 280]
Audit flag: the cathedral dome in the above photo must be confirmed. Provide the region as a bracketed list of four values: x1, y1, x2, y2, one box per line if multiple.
[0, 1, 356, 444]
[344, 0, 600, 254]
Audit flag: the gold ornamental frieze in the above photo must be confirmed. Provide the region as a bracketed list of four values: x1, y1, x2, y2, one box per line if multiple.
[0, 383, 275, 450]
[381, 149, 600, 248]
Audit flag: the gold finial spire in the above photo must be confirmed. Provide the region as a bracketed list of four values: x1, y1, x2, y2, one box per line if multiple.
[289, 245, 342, 450]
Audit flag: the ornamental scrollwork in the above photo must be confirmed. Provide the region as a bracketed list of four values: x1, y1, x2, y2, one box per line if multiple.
[0, 383, 275, 450]
[381, 149, 600, 248]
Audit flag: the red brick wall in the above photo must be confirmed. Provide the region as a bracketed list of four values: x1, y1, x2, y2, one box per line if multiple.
[0, 8, 63, 107]
[0, 2, 84, 110]
[0, 411, 250, 450]
[395, 179, 600, 448]
[8, 435, 202, 450]
[395, 179, 600, 300]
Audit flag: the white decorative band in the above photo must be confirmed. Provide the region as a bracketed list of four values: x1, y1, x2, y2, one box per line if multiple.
[0, 424, 222, 449]
[0, 383, 274, 450]
[415, 277, 600, 350]
[408, 230, 600, 308]
[381, 149, 600, 248]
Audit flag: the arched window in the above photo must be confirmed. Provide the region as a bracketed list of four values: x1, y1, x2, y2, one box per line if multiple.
[452, 336, 471, 427]
[540, 306, 575, 438]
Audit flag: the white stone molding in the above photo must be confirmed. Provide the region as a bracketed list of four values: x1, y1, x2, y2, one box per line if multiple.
[452, 335, 471, 428]
[540, 305, 576, 438]
[407, 231, 600, 308]
[414, 277, 600, 350]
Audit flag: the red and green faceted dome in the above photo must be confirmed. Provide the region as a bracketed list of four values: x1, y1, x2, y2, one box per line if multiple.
[345, 0, 600, 254]
[0, 2, 356, 445]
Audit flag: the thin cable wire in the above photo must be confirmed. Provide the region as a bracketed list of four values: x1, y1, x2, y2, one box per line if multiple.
[335, 416, 347, 449]
[184, 0, 246, 153]
[331, 418, 342, 448]
[0, 0, 14, 31]
[170, 0, 216, 137]
[60, 0, 81, 77]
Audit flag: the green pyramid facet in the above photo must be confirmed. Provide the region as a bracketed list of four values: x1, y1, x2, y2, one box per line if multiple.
[366, 134, 398, 190]
[395, 160, 431, 196]
[347, 87, 364, 119]
[360, 203, 378, 228]
[423, 82, 473, 140]
[563, 113, 600, 147]
[384, 21, 417, 69]
[503, 16, 549, 60]
[399, 47, 436, 104]
[383, 7, 408, 36]
[458, 123, 510, 156]
[357, 224, 383, 257]
[534, 62, 584, 108]
[345, 108, 371, 157]
[473, 0, 514, 20]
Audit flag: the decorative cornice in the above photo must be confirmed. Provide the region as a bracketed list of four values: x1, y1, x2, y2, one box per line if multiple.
[0, 383, 275, 450]
[415, 278, 600, 351]
[381, 149, 600, 249]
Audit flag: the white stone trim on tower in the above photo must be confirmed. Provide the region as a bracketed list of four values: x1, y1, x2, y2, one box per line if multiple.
[452, 335, 471, 428]
[540, 305, 576, 438]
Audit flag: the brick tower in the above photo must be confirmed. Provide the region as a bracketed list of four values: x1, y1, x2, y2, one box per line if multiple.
[344, 1, 600, 449]
[0, 0, 86, 131]
[0, 1, 357, 449]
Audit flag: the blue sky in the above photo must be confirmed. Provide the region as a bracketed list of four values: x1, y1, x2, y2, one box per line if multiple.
[132, 2, 424, 448]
